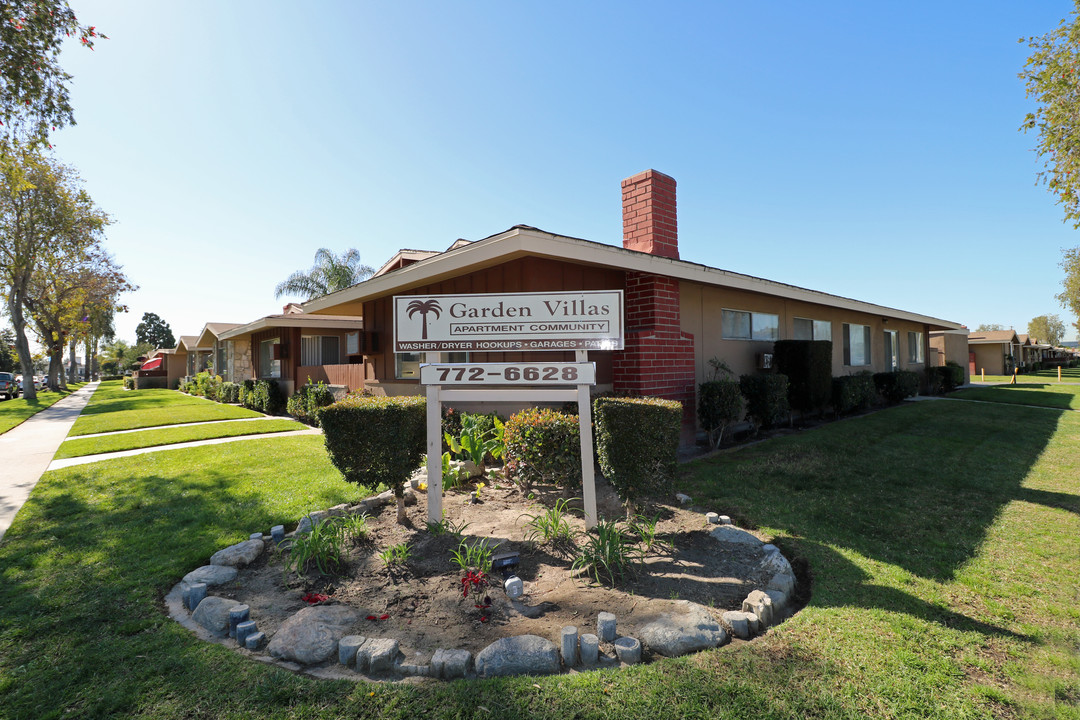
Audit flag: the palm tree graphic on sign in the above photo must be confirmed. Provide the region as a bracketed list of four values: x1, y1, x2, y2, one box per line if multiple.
[406, 299, 442, 340]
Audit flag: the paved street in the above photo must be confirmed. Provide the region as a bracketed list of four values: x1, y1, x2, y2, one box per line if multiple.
[0, 383, 98, 541]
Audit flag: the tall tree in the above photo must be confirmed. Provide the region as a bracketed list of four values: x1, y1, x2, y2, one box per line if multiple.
[1057, 247, 1080, 333]
[0, 145, 108, 400]
[975, 323, 1006, 332]
[274, 248, 375, 301]
[0, 328, 15, 373]
[0, 2, 104, 143]
[1021, 2, 1080, 227]
[135, 312, 174, 348]
[1028, 314, 1067, 346]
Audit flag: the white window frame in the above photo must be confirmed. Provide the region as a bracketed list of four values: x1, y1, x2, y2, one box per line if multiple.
[843, 323, 871, 366]
[722, 309, 780, 341]
[259, 338, 281, 379]
[907, 331, 925, 363]
[395, 352, 421, 379]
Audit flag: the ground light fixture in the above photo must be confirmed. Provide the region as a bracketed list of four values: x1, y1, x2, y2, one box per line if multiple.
[491, 551, 523, 600]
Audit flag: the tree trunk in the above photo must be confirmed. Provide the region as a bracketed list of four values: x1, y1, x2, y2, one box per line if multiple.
[68, 339, 77, 384]
[6, 294, 36, 400]
[47, 352, 63, 390]
[395, 489, 406, 525]
[84, 335, 91, 381]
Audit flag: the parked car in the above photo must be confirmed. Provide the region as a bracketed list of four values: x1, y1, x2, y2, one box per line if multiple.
[0, 372, 19, 400]
[17, 375, 44, 392]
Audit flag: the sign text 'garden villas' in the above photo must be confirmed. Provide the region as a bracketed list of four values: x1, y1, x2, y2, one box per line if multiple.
[393, 291, 624, 352]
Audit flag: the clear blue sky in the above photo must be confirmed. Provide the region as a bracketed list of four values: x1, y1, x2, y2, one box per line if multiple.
[48, 1, 1080, 344]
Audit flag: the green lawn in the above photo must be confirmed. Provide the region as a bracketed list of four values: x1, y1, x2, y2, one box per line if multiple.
[54, 418, 310, 459]
[973, 366, 1080, 384]
[951, 381, 1080, 410]
[0, 383, 86, 434]
[68, 380, 263, 436]
[0, 399, 1076, 718]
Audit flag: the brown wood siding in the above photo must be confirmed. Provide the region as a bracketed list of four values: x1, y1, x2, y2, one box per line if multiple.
[363, 257, 624, 388]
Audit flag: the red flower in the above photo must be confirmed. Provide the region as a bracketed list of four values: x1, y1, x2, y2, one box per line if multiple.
[379, 614, 389, 620]
[301, 592, 329, 604]
[366, 615, 377, 621]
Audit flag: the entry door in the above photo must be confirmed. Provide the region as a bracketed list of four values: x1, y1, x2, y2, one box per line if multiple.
[884, 331, 899, 371]
[969, 351, 976, 376]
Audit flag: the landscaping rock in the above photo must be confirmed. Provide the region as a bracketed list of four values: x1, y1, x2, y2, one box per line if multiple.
[192, 596, 244, 637]
[765, 588, 788, 611]
[761, 547, 793, 576]
[182, 565, 238, 587]
[338, 635, 365, 666]
[397, 663, 429, 677]
[245, 631, 266, 650]
[722, 610, 752, 640]
[718, 515, 732, 525]
[228, 605, 251, 638]
[267, 605, 363, 665]
[579, 633, 599, 665]
[356, 637, 400, 674]
[638, 602, 728, 657]
[675, 493, 692, 504]
[183, 582, 207, 611]
[597, 612, 617, 642]
[560, 626, 578, 667]
[430, 648, 472, 679]
[375, 489, 417, 507]
[742, 590, 774, 627]
[210, 539, 264, 567]
[767, 571, 796, 596]
[746, 613, 760, 634]
[475, 635, 559, 678]
[235, 620, 257, 646]
[705, 512, 720, 524]
[709, 525, 762, 547]
[614, 636, 641, 664]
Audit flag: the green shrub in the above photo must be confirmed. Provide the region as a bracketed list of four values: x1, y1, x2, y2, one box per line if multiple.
[698, 379, 743, 448]
[123, 376, 134, 390]
[287, 380, 335, 426]
[739, 373, 790, 430]
[320, 395, 426, 524]
[244, 379, 285, 415]
[571, 519, 641, 587]
[179, 380, 194, 394]
[100, 374, 124, 381]
[503, 408, 581, 492]
[238, 379, 256, 407]
[217, 381, 240, 404]
[192, 371, 222, 398]
[927, 362, 965, 394]
[594, 396, 681, 515]
[773, 340, 833, 414]
[873, 370, 920, 404]
[832, 372, 876, 414]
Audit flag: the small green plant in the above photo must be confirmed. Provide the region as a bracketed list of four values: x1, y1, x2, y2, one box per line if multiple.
[339, 513, 369, 543]
[571, 519, 641, 587]
[469, 482, 485, 504]
[284, 519, 346, 580]
[449, 537, 492, 575]
[427, 513, 470, 537]
[521, 498, 579, 556]
[445, 413, 505, 475]
[629, 514, 670, 556]
[379, 542, 411, 568]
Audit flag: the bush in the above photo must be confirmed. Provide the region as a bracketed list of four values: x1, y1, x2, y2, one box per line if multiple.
[192, 371, 222, 398]
[238, 379, 256, 407]
[252, 380, 285, 415]
[217, 381, 240, 404]
[698, 379, 743, 448]
[123, 376, 134, 390]
[927, 362, 965, 395]
[503, 408, 581, 492]
[287, 380, 335, 426]
[594, 396, 681, 515]
[179, 380, 194, 394]
[739, 373, 790, 430]
[773, 340, 832, 414]
[873, 370, 920, 404]
[832, 372, 876, 414]
[100, 374, 124, 381]
[320, 395, 426, 523]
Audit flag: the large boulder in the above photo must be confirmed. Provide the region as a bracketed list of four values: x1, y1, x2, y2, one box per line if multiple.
[474, 635, 559, 678]
[192, 596, 244, 637]
[709, 525, 762, 547]
[210, 539, 264, 567]
[638, 601, 728, 657]
[267, 605, 362, 665]
[182, 565, 238, 587]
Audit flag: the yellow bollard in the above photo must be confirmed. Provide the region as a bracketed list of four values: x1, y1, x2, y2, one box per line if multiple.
[1011, 368, 1018, 385]
[1059, 366, 1062, 383]
[981, 369, 985, 382]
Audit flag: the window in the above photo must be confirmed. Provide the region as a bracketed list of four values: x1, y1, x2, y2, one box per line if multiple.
[346, 331, 359, 356]
[907, 331, 924, 363]
[300, 336, 341, 366]
[259, 338, 281, 378]
[793, 317, 832, 341]
[447, 351, 470, 363]
[884, 330, 899, 371]
[843, 323, 871, 366]
[395, 352, 421, 379]
[722, 309, 779, 341]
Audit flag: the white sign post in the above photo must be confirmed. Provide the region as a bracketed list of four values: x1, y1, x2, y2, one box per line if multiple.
[397, 291, 623, 530]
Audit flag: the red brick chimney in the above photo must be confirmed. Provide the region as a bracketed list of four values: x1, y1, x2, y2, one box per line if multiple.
[622, 169, 678, 259]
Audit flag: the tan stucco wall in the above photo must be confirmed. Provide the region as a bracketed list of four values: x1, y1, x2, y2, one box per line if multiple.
[970, 344, 1007, 377]
[680, 280, 931, 387]
[929, 332, 971, 384]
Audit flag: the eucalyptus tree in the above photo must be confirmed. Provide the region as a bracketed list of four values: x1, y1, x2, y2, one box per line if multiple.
[274, 248, 376, 301]
[0, 145, 109, 399]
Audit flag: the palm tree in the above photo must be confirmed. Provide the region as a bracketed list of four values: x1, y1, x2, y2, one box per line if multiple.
[406, 299, 441, 340]
[274, 248, 376, 300]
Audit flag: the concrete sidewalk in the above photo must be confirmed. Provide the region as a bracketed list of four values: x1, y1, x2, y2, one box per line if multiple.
[0, 382, 99, 541]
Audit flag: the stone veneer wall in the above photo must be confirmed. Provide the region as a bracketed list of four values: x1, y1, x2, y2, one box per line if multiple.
[228, 339, 253, 384]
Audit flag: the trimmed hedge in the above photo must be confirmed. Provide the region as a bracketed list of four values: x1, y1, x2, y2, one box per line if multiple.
[123, 376, 134, 390]
[100, 374, 124, 381]
[927, 362, 965, 395]
[594, 396, 681, 515]
[320, 395, 426, 521]
[238, 379, 256, 406]
[217, 381, 240, 404]
[287, 381, 335, 426]
[739, 373, 790, 430]
[503, 407, 581, 491]
[697, 379, 743, 447]
[873, 370, 920, 404]
[773, 340, 832, 413]
[241, 379, 285, 415]
[833, 372, 876, 414]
